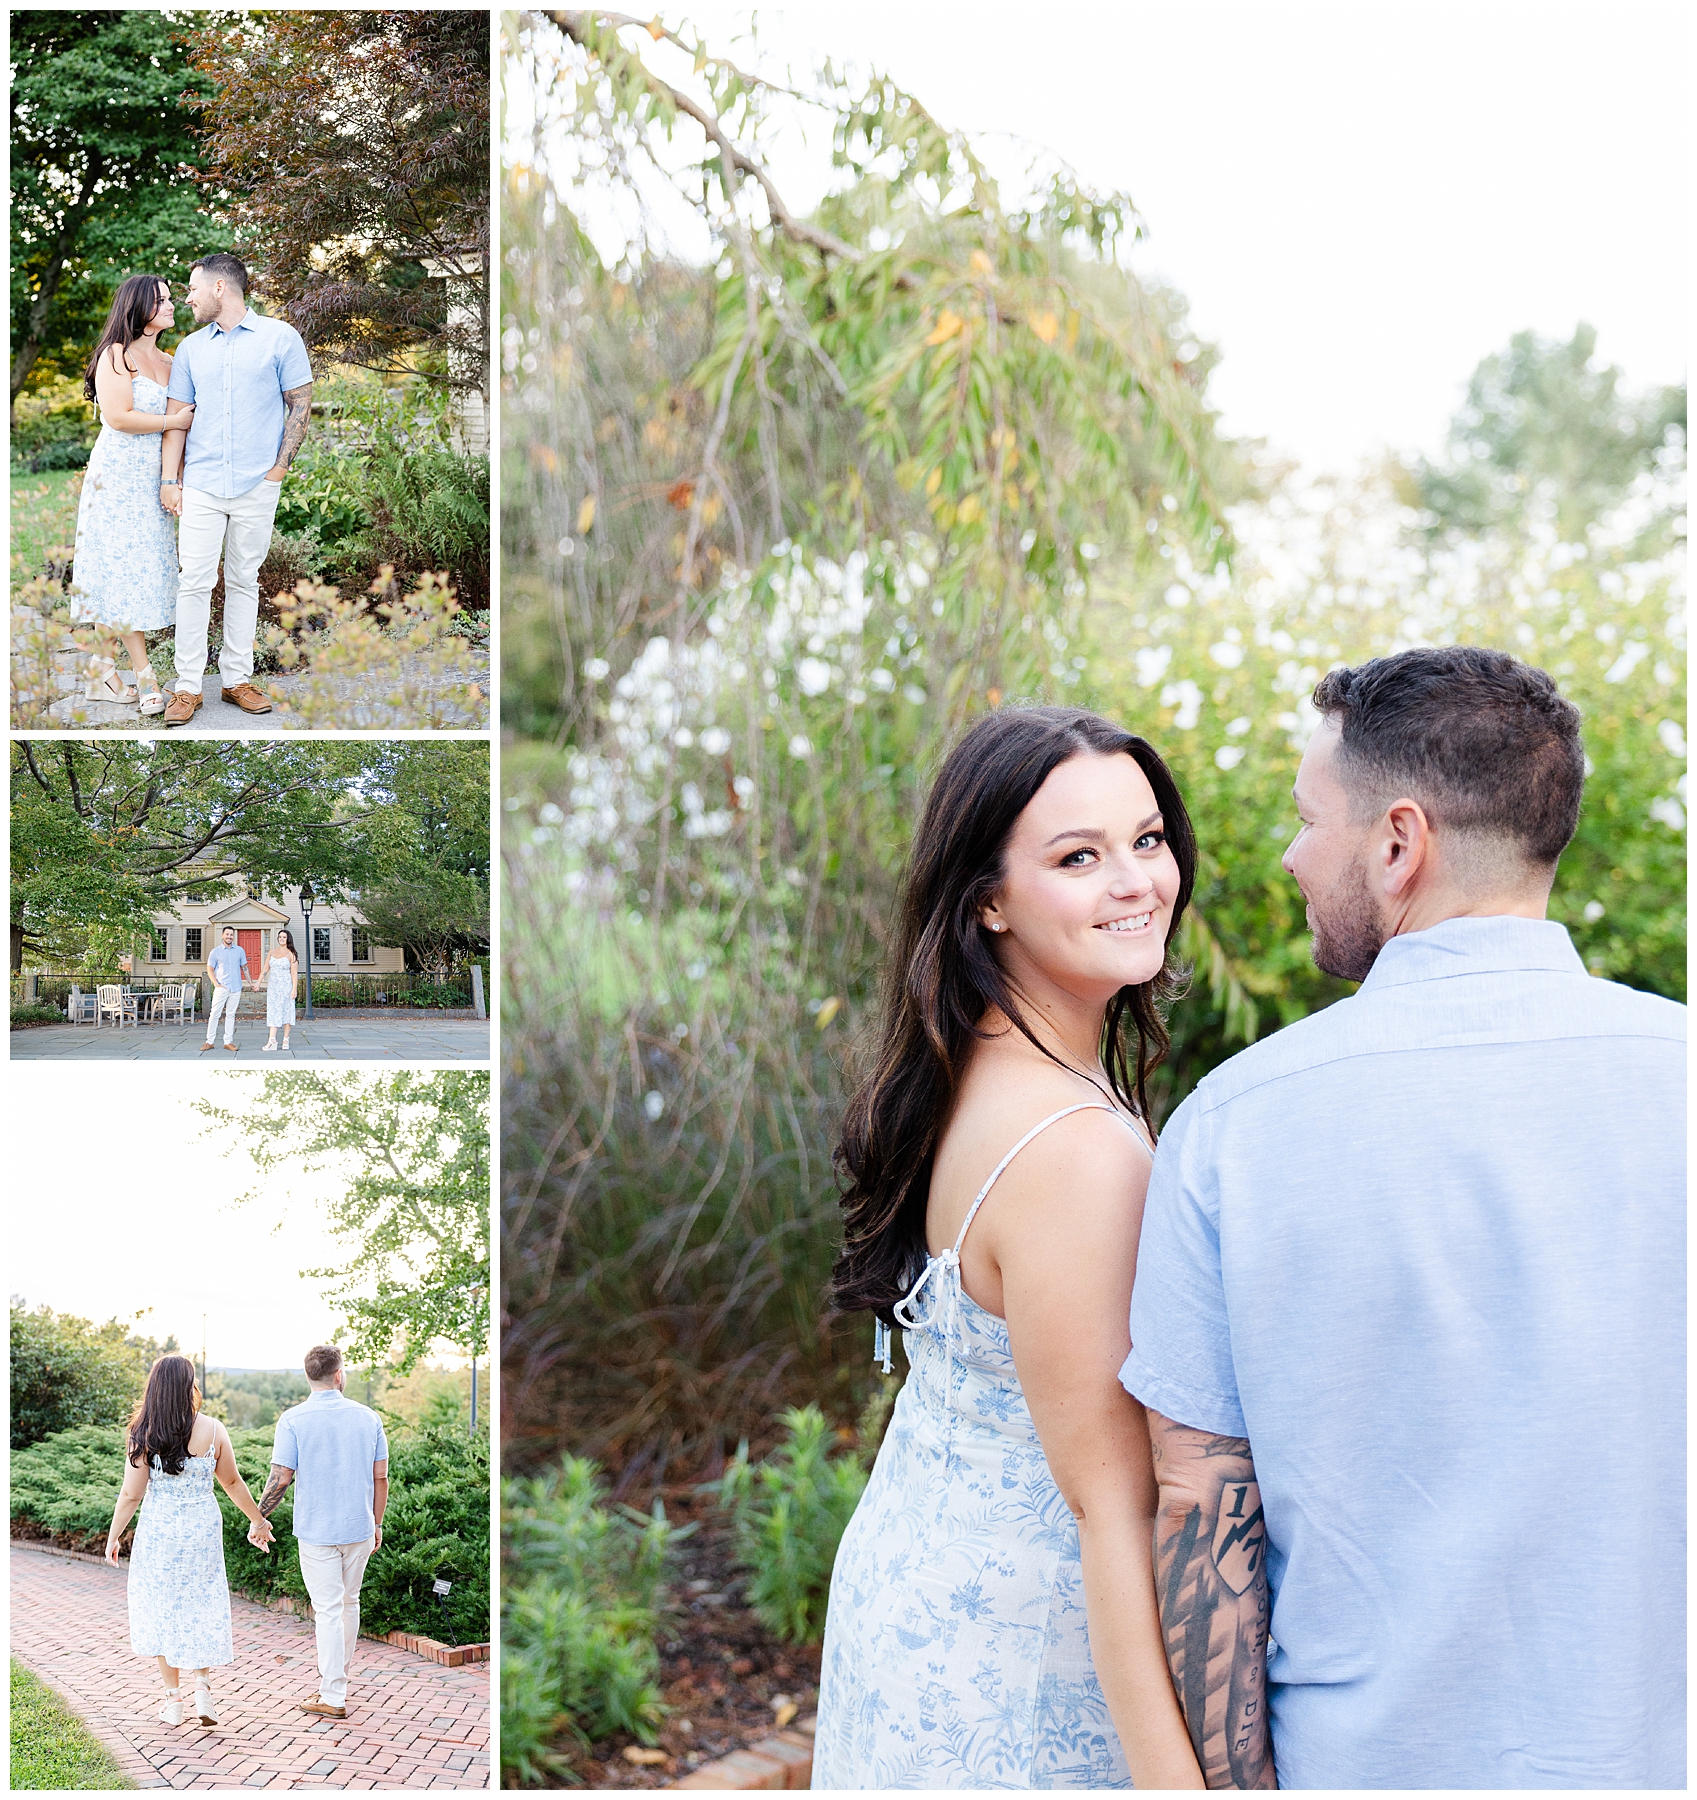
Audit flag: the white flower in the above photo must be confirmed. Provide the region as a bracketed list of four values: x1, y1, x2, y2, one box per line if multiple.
[558, 537, 576, 557]
[1209, 641, 1245, 669]
[1583, 901, 1606, 922]
[538, 802, 564, 824]
[584, 657, 610, 680]
[643, 1090, 665, 1121]
[789, 734, 813, 759]
[1604, 641, 1650, 684]
[1657, 719, 1686, 759]
[797, 657, 832, 697]
[1134, 645, 1172, 688]
[869, 667, 896, 693]
[1225, 716, 1251, 738]
[1160, 680, 1203, 732]
[1215, 745, 1246, 771]
[902, 684, 928, 705]
[733, 774, 756, 800]
[673, 728, 694, 748]
[699, 726, 731, 755]
[1649, 796, 1685, 831]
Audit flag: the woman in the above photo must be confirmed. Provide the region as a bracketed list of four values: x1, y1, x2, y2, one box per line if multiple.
[812, 706, 1204, 1789]
[263, 928, 300, 1052]
[72, 274, 193, 714]
[104, 1354, 273, 1728]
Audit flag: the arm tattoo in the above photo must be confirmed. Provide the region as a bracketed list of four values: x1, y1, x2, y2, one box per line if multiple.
[275, 384, 312, 470]
[258, 1465, 293, 1518]
[1153, 1426, 1275, 1789]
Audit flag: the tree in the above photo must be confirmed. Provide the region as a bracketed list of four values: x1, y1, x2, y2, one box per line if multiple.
[197, 1072, 490, 1373]
[187, 12, 489, 397]
[10, 740, 378, 969]
[355, 741, 492, 968]
[10, 1302, 167, 1449]
[10, 11, 216, 406]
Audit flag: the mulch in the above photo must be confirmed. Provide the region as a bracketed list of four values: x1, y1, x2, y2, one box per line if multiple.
[555, 1492, 822, 1790]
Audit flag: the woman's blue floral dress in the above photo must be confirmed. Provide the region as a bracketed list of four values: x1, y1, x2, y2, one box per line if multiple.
[71, 373, 179, 632]
[126, 1448, 233, 1669]
[812, 1103, 1151, 1789]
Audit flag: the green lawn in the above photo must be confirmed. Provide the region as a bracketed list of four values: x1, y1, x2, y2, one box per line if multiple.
[10, 468, 81, 594]
[10, 1659, 135, 1790]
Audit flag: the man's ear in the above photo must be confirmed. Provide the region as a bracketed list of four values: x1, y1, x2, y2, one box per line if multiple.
[1378, 798, 1432, 899]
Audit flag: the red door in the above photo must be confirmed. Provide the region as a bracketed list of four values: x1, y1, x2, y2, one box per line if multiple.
[237, 930, 263, 984]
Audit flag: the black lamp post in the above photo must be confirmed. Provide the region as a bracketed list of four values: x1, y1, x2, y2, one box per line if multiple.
[300, 880, 316, 1020]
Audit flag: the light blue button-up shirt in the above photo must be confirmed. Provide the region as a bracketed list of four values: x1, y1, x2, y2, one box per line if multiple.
[167, 307, 312, 499]
[1123, 915, 1685, 1789]
[271, 1389, 389, 1547]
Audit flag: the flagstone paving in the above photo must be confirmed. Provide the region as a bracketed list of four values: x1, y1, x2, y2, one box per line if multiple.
[12, 1542, 490, 1790]
[12, 1016, 489, 1062]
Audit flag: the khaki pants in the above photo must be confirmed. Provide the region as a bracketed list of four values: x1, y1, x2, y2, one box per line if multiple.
[174, 480, 282, 693]
[298, 1536, 375, 1706]
[204, 984, 241, 1045]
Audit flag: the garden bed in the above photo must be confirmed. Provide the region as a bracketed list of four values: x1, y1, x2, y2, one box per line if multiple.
[557, 1491, 820, 1790]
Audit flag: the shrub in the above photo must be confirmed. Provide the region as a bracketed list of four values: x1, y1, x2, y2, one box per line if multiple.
[10, 1422, 489, 1644]
[349, 441, 490, 604]
[10, 378, 98, 468]
[716, 1405, 867, 1643]
[9, 1308, 159, 1450]
[28, 440, 92, 473]
[501, 1459, 687, 1782]
[10, 1004, 62, 1027]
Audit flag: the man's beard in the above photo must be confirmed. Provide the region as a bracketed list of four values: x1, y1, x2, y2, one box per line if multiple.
[1309, 855, 1386, 983]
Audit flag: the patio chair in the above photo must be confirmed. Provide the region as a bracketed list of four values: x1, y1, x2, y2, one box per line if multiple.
[96, 984, 138, 1029]
[65, 987, 98, 1026]
[157, 984, 187, 1025]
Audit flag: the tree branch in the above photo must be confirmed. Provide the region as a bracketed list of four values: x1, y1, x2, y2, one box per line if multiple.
[549, 11, 864, 264]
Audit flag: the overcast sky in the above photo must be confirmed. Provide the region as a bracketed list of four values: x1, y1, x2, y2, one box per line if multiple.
[11, 1069, 360, 1368]
[542, 0, 1686, 474]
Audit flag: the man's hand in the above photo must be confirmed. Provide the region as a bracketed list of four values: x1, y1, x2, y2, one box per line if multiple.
[160, 482, 183, 517]
[247, 1518, 275, 1554]
[263, 466, 285, 484]
[372, 1526, 383, 1553]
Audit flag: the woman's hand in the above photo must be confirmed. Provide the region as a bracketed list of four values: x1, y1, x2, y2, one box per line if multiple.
[247, 1517, 275, 1554]
[104, 1536, 122, 1566]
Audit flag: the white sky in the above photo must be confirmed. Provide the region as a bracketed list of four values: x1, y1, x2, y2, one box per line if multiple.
[10, 1069, 368, 1368]
[534, 0, 1686, 474]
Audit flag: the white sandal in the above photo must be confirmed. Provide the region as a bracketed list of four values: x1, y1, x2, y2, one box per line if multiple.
[83, 656, 135, 705]
[136, 666, 167, 717]
[160, 1685, 183, 1727]
[193, 1680, 217, 1726]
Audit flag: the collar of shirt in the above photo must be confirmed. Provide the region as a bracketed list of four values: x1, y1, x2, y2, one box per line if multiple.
[208, 309, 257, 340]
[1358, 913, 1584, 994]
[307, 1388, 344, 1403]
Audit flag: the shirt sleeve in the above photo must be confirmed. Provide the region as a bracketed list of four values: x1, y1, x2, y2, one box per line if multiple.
[374, 1416, 390, 1463]
[271, 1411, 298, 1471]
[277, 326, 313, 390]
[166, 341, 196, 404]
[1121, 1087, 1247, 1436]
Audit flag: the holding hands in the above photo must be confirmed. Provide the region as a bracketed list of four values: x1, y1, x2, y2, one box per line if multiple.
[247, 1517, 275, 1554]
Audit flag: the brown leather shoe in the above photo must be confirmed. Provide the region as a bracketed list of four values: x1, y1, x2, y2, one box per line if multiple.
[163, 689, 203, 727]
[221, 683, 273, 714]
[298, 1699, 347, 1719]
[224, 1042, 239, 1053]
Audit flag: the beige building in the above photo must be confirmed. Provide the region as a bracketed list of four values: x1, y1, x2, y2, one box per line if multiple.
[142, 876, 404, 984]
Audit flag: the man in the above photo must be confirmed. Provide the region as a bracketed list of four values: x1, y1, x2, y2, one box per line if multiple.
[257, 1345, 390, 1720]
[1123, 646, 1685, 1788]
[160, 252, 313, 726]
[202, 924, 249, 1054]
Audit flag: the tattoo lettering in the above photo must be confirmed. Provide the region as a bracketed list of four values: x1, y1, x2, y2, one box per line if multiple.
[257, 1465, 292, 1519]
[1153, 1430, 1274, 1789]
[275, 384, 313, 472]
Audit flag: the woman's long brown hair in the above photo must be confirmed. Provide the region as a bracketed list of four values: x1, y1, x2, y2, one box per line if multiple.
[82, 274, 168, 404]
[830, 706, 1196, 1326]
[127, 1353, 200, 1474]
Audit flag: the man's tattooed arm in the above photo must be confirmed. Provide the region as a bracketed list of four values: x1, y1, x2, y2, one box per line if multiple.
[270, 383, 313, 476]
[1149, 1414, 1276, 1789]
[257, 1463, 296, 1518]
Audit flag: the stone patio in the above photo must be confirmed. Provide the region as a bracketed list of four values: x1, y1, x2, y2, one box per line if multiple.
[12, 1015, 489, 1062]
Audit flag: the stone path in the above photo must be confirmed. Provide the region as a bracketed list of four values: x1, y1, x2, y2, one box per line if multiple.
[11, 1543, 490, 1790]
[41, 660, 491, 733]
[12, 1017, 489, 1062]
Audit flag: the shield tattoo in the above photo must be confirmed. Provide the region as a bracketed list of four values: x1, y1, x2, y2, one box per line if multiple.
[1211, 1480, 1266, 1596]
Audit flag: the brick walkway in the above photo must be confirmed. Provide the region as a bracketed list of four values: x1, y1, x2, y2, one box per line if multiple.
[11, 1544, 489, 1790]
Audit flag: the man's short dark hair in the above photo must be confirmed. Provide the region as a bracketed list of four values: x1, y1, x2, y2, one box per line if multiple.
[191, 252, 249, 296]
[1311, 646, 1584, 866]
[304, 1344, 343, 1382]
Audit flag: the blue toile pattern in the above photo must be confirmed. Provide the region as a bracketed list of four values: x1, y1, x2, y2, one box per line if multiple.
[126, 1450, 234, 1668]
[812, 1271, 1132, 1788]
[71, 375, 180, 632]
